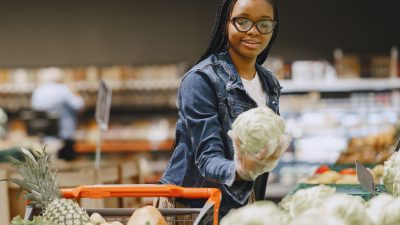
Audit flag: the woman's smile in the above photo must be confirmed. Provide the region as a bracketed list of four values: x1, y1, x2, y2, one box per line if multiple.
[241, 39, 262, 49]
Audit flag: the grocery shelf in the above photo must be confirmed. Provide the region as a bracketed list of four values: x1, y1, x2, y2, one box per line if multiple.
[280, 78, 400, 93]
[75, 140, 174, 153]
[5, 78, 400, 94]
[0, 79, 181, 94]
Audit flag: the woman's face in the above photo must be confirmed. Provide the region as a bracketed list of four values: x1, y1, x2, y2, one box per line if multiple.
[227, 0, 274, 62]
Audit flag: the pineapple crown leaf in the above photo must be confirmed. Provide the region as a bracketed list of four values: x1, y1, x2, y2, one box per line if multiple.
[1, 179, 44, 208]
[4, 147, 61, 209]
[20, 147, 38, 165]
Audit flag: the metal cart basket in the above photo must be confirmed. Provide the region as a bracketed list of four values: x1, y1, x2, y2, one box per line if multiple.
[25, 184, 221, 225]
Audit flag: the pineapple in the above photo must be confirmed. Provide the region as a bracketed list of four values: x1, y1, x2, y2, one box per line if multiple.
[5, 147, 90, 225]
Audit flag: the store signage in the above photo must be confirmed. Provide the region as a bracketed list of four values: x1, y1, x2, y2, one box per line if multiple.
[95, 80, 112, 130]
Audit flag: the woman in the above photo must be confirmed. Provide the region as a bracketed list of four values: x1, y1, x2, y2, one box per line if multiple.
[158, 0, 283, 221]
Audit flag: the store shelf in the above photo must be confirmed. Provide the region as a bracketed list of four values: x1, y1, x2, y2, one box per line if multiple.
[0, 79, 181, 94]
[75, 140, 174, 153]
[280, 78, 400, 93]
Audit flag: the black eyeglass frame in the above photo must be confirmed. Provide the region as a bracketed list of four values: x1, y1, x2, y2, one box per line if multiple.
[230, 17, 277, 35]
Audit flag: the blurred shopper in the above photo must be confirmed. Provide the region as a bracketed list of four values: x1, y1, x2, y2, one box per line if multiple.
[31, 67, 84, 160]
[158, 0, 287, 221]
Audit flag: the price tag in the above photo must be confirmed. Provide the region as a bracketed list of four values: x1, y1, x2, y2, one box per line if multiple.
[355, 160, 378, 195]
[95, 80, 112, 130]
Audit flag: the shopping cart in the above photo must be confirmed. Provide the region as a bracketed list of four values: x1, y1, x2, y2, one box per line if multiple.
[24, 184, 221, 225]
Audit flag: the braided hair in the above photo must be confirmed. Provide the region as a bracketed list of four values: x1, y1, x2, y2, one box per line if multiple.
[199, 0, 279, 65]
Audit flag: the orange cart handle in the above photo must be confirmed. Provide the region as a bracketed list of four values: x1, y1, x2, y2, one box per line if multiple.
[62, 184, 217, 199]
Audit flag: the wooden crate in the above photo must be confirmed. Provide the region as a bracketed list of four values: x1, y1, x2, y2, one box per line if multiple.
[0, 163, 24, 222]
[0, 169, 10, 225]
[53, 160, 120, 209]
[118, 158, 142, 207]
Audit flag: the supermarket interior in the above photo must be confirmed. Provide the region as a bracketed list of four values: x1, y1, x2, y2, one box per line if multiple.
[1, 0, 400, 224]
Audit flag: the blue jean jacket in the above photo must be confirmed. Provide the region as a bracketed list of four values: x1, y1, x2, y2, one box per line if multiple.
[160, 51, 282, 218]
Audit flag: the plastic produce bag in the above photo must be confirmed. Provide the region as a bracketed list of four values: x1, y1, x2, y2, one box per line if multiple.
[229, 130, 292, 181]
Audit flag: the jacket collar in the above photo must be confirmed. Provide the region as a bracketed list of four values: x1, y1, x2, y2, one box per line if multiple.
[218, 51, 245, 92]
[218, 51, 281, 97]
[256, 63, 282, 97]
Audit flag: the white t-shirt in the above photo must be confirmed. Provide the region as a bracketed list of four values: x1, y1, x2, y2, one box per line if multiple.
[241, 72, 268, 107]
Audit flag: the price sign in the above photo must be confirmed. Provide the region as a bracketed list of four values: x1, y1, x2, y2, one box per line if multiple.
[95, 80, 112, 130]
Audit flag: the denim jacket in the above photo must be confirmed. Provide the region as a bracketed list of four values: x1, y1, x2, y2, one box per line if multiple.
[160, 51, 282, 218]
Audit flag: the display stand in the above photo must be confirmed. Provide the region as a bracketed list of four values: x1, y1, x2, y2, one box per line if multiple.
[94, 80, 112, 169]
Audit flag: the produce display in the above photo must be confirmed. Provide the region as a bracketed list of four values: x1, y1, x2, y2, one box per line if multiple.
[223, 184, 400, 225]
[220, 201, 289, 225]
[306, 164, 384, 184]
[3, 147, 167, 225]
[336, 128, 396, 164]
[221, 147, 400, 225]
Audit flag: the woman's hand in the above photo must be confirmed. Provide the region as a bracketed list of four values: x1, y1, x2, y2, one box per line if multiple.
[229, 131, 292, 181]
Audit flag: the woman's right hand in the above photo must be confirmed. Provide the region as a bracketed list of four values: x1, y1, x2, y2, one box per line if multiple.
[229, 131, 292, 181]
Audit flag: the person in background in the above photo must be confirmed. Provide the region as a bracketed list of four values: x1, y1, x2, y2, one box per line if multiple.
[158, 0, 288, 221]
[31, 67, 84, 161]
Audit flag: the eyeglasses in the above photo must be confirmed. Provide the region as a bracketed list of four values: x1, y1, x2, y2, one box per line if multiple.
[230, 17, 276, 35]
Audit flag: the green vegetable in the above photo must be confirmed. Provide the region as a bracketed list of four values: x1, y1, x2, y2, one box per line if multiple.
[232, 107, 285, 154]
[281, 185, 336, 217]
[322, 193, 372, 225]
[366, 194, 395, 224]
[289, 208, 347, 225]
[383, 151, 400, 196]
[377, 198, 400, 225]
[220, 201, 289, 225]
[11, 216, 57, 225]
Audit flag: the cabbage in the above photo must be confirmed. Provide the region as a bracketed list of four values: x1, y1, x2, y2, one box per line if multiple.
[289, 208, 347, 225]
[278, 195, 293, 213]
[366, 194, 395, 224]
[231, 107, 285, 154]
[220, 201, 289, 225]
[377, 197, 400, 225]
[322, 193, 372, 225]
[383, 152, 400, 196]
[288, 193, 372, 225]
[281, 185, 336, 217]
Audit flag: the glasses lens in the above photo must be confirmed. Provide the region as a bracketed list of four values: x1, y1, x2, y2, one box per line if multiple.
[256, 20, 274, 34]
[233, 18, 253, 32]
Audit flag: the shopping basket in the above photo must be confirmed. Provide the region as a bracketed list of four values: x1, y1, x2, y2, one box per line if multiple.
[24, 184, 221, 225]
